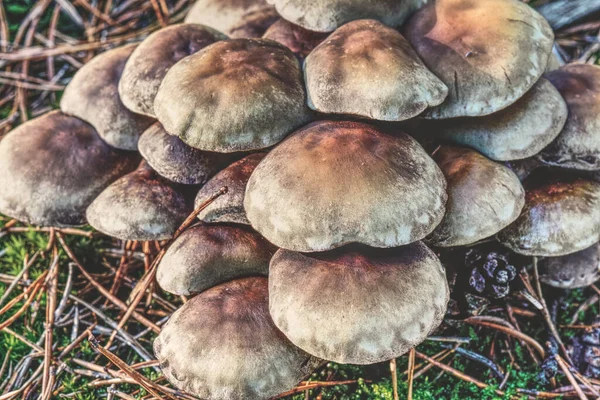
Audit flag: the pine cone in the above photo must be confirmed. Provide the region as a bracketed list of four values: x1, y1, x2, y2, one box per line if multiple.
[466, 248, 517, 299]
[570, 323, 600, 378]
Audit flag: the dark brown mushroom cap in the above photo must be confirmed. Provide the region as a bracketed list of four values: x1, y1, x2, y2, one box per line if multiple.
[244, 121, 447, 252]
[269, 243, 449, 364]
[304, 19, 448, 121]
[138, 123, 233, 185]
[266, 0, 426, 32]
[86, 163, 192, 241]
[428, 146, 525, 247]
[497, 172, 600, 256]
[0, 111, 139, 227]
[228, 7, 280, 38]
[403, 0, 554, 119]
[539, 242, 600, 289]
[184, 0, 275, 35]
[195, 153, 266, 225]
[154, 39, 312, 153]
[60, 44, 154, 150]
[157, 224, 276, 295]
[154, 277, 319, 399]
[262, 18, 328, 60]
[119, 24, 227, 117]
[434, 79, 567, 161]
[541, 64, 600, 170]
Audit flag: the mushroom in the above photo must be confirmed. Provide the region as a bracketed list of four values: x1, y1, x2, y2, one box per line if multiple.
[303, 19, 448, 121]
[154, 39, 312, 153]
[428, 146, 525, 247]
[539, 242, 600, 289]
[154, 277, 319, 399]
[60, 44, 154, 150]
[156, 224, 276, 295]
[0, 111, 139, 227]
[119, 24, 227, 117]
[262, 18, 328, 60]
[228, 7, 280, 38]
[184, 0, 276, 35]
[403, 0, 554, 119]
[244, 120, 447, 252]
[86, 162, 192, 241]
[269, 242, 449, 364]
[138, 123, 233, 185]
[195, 153, 266, 225]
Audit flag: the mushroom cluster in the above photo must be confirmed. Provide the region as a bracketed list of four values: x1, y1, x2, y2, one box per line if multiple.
[1, 0, 599, 398]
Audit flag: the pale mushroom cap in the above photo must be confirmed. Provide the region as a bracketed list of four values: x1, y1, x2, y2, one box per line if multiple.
[541, 64, 600, 170]
[266, 0, 427, 32]
[304, 19, 448, 121]
[244, 121, 447, 252]
[154, 277, 319, 400]
[269, 242, 449, 364]
[228, 7, 280, 38]
[60, 44, 154, 150]
[435, 79, 567, 161]
[184, 0, 275, 35]
[539, 242, 600, 289]
[195, 153, 266, 225]
[119, 24, 227, 117]
[262, 18, 328, 60]
[156, 224, 276, 296]
[0, 111, 139, 227]
[86, 163, 191, 241]
[428, 146, 525, 247]
[404, 0, 554, 119]
[154, 39, 312, 153]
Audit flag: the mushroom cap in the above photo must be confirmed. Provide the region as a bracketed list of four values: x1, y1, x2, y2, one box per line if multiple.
[434, 78, 567, 161]
[119, 24, 227, 117]
[154, 277, 319, 399]
[0, 111, 139, 227]
[266, 0, 426, 32]
[154, 39, 312, 153]
[60, 44, 154, 150]
[138, 123, 233, 185]
[269, 242, 449, 364]
[539, 242, 600, 289]
[262, 18, 328, 60]
[86, 162, 191, 241]
[304, 19, 448, 121]
[228, 7, 280, 38]
[157, 224, 276, 295]
[497, 171, 600, 257]
[403, 0, 554, 119]
[541, 64, 600, 170]
[244, 120, 447, 252]
[184, 0, 275, 35]
[428, 146, 525, 247]
[195, 153, 266, 225]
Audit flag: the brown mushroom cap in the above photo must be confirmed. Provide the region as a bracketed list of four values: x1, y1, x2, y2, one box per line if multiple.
[184, 0, 275, 35]
[157, 224, 276, 295]
[228, 7, 280, 38]
[154, 39, 312, 153]
[269, 243, 449, 364]
[403, 0, 554, 119]
[154, 277, 319, 399]
[539, 242, 600, 289]
[119, 24, 227, 117]
[60, 44, 154, 150]
[244, 121, 447, 252]
[0, 111, 139, 227]
[304, 19, 448, 121]
[195, 153, 266, 225]
[86, 162, 191, 241]
[541, 64, 600, 170]
[428, 146, 525, 247]
[262, 18, 328, 60]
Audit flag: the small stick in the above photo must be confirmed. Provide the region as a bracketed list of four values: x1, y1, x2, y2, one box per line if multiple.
[555, 355, 588, 400]
[407, 349, 415, 400]
[465, 318, 545, 358]
[390, 358, 399, 400]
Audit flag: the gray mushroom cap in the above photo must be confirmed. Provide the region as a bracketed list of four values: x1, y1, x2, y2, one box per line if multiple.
[156, 224, 276, 295]
[86, 162, 192, 241]
[184, 0, 275, 35]
[0, 111, 139, 227]
[195, 153, 266, 225]
[269, 242, 449, 364]
[154, 277, 319, 400]
[154, 39, 312, 153]
[539, 242, 600, 289]
[119, 24, 227, 117]
[262, 18, 328, 60]
[428, 146, 525, 247]
[228, 7, 280, 38]
[304, 19, 448, 121]
[60, 44, 154, 150]
[403, 0, 554, 119]
[244, 120, 447, 252]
